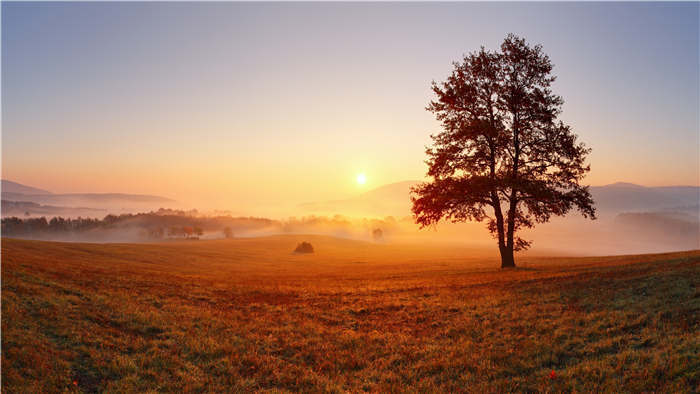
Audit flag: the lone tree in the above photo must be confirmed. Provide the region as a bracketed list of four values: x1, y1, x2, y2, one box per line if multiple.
[412, 34, 595, 268]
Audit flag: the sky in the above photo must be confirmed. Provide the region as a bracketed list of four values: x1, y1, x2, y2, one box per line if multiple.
[2, 2, 698, 213]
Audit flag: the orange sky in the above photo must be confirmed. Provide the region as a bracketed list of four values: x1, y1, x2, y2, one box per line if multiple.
[2, 3, 698, 214]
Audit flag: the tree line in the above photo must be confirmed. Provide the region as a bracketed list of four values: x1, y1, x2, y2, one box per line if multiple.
[0, 212, 275, 240]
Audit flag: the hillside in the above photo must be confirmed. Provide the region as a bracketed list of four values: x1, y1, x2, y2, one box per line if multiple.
[299, 180, 417, 217]
[1, 192, 175, 206]
[1, 180, 177, 217]
[2, 236, 698, 392]
[1, 179, 52, 195]
[1, 200, 107, 218]
[300, 181, 700, 218]
[592, 182, 699, 214]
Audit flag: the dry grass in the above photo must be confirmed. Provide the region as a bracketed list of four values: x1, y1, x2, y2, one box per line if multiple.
[2, 235, 698, 392]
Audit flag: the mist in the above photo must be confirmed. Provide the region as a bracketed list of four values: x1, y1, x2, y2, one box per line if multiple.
[2, 178, 698, 255]
[2, 209, 697, 257]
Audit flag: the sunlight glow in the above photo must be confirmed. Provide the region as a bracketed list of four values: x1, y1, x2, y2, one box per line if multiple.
[356, 173, 367, 185]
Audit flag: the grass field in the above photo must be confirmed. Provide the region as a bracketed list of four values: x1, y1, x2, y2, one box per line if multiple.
[2, 235, 699, 392]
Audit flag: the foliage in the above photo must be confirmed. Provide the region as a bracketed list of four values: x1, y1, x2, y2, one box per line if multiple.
[412, 34, 595, 267]
[294, 241, 314, 253]
[1, 212, 277, 241]
[1, 213, 401, 243]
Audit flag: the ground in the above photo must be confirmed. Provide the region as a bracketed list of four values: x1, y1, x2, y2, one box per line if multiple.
[2, 235, 698, 392]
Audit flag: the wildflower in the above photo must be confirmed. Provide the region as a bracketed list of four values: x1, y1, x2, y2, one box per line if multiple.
[549, 370, 556, 380]
[73, 380, 78, 386]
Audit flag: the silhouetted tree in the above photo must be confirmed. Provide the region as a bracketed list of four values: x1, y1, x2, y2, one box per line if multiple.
[183, 226, 194, 238]
[103, 214, 119, 226]
[0, 214, 276, 240]
[412, 34, 595, 268]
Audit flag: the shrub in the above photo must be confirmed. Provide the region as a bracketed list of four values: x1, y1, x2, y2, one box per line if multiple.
[294, 242, 314, 254]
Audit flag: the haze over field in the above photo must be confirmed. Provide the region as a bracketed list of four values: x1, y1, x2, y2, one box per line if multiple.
[2, 179, 698, 255]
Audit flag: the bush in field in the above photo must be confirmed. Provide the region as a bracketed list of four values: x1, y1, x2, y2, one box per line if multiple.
[372, 228, 383, 242]
[294, 242, 314, 254]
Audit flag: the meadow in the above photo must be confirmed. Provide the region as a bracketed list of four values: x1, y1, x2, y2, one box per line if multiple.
[2, 235, 698, 392]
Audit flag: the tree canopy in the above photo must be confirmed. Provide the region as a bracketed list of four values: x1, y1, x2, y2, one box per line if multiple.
[412, 34, 595, 268]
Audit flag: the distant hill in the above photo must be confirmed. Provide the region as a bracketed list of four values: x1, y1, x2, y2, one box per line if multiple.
[2, 192, 176, 205]
[1, 180, 52, 195]
[1, 200, 107, 218]
[1, 180, 177, 216]
[592, 182, 699, 214]
[299, 181, 418, 217]
[300, 180, 700, 218]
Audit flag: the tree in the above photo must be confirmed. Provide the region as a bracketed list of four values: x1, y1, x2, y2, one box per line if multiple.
[223, 227, 234, 239]
[183, 226, 194, 238]
[168, 226, 183, 238]
[372, 228, 384, 242]
[411, 34, 595, 268]
[149, 227, 164, 239]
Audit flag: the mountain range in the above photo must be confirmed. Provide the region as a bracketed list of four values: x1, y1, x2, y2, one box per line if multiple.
[2, 180, 52, 195]
[3, 178, 698, 224]
[300, 180, 700, 218]
[1, 180, 176, 217]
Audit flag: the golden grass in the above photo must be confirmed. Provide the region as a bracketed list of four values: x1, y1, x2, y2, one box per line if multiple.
[2, 235, 698, 392]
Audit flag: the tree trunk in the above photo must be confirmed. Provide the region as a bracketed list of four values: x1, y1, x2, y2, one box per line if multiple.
[499, 245, 516, 268]
[504, 195, 517, 269]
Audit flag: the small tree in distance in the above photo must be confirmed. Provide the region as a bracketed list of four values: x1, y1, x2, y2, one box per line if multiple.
[183, 226, 194, 239]
[412, 34, 596, 268]
[223, 227, 234, 239]
[168, 226, 183, 238]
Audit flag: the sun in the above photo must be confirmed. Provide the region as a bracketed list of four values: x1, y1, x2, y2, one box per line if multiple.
[356, 173, 367, 185]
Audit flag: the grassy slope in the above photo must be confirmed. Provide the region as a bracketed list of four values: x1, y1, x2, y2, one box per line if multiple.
[2, 235, 698, 392]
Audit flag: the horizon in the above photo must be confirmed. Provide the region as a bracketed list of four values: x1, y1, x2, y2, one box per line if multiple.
[3, 177, 700, 201]
[2, 2, 699, 214]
